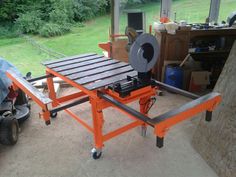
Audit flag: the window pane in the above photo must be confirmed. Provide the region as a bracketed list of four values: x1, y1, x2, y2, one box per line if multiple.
[219, 0, 236, 22]
[171, 0, 211, 23]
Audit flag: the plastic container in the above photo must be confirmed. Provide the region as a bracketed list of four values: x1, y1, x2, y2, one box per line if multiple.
[164, 64, 184, 89]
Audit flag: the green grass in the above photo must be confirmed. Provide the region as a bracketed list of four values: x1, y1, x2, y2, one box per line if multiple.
[0, 42, 51, 76]
[172, 0, 211, 23]
[0, 0, 235, 76]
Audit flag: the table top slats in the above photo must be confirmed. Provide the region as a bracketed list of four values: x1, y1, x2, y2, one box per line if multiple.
[42, 53, 96, 65]
[68, 62, 129, 80]
[84, 71, 138, 90]
[43, 53, 136, 90]
[52, 57, 109, 72]
[58, 59, 120, 76]
[75, 66, 134, 85]
[47, 54, 104, 69]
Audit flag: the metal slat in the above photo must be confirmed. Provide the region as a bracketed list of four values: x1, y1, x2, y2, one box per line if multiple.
[98, 92, 153, 125]
[75, 66, 134, 85]
[59, 59, 120, 76]
[53, 57, 109, 72]
[150, 92, 220, 124]
[50, 97, 89, 114]
[47, 55, 104, 69]
[153, 80, 200, 99]
[7, 69, 52, 105]
[84, 71, 138, 90]
[43, 53, 96, 65]
[68, 62, 129, 80]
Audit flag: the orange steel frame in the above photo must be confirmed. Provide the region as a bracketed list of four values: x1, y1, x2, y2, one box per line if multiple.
[7, 66, 222, 151]
[45, 67, 158, 149]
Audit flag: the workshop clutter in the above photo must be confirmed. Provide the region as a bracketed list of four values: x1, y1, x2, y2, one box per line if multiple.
[163, 56, 211, 92]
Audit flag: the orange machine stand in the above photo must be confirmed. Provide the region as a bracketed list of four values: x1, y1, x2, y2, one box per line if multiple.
[6, 55, 221, 159]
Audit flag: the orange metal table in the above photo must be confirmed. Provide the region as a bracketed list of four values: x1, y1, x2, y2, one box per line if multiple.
[7, 53, 221, 159]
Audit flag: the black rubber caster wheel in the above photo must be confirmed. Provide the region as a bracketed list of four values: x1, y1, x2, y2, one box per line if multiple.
[91, 148, 102, 160]
[50, 112, 57, 118]
[45, 120, 51, 125]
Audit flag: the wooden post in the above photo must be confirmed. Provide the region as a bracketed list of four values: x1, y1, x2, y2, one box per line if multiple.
[192, 42, 236, 177]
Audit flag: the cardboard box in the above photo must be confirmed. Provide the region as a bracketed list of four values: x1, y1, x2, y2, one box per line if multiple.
[112, 39, 128, 63]
[182, 58, 202, 90]
[189, 71, 211, 92]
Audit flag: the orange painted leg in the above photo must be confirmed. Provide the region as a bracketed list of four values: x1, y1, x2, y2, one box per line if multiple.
[46, 71, 57, 108]
[139, 96, 151, 136]
[90, 98, 104, 159]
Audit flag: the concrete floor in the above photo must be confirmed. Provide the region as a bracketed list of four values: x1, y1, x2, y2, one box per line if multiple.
[0, 88, 218, 177]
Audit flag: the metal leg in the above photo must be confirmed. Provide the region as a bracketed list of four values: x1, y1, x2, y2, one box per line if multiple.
[156, 136, 164, 148]
[141, 126, 147, 137]
[46, 71, 57, 108]
[205, 111, 212, 122]
[139, 96, 150, 137]
[91, 98, 104, 159]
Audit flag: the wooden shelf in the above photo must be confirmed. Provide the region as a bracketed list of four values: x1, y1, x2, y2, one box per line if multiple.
[190, 50, 230, 61]
[190, 49, 230, 55]
[154, 28, 236, 81]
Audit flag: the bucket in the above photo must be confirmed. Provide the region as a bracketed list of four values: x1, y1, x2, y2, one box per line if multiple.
[164, 64, 183, 89]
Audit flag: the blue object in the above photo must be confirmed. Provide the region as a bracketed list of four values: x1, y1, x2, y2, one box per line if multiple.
[0, 58, 21, 104]
[164, 64, 183, 89]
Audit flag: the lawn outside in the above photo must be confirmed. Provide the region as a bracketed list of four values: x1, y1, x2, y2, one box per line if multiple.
[0, 0, 235, 76]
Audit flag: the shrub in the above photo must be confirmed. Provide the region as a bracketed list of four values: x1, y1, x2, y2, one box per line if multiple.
[0, 23, 19, 38]
[2, 0, 109, 37]
[15, 11, 43, 34]
[49, 8, 70, 25]
[39, 22, 70, 37]
[73, 0, 108, 21]
[49, 0, 74, 24]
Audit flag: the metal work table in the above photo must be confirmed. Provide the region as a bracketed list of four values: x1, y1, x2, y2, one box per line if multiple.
[43, 53, 137, 91]
[7, 53, 221, 159]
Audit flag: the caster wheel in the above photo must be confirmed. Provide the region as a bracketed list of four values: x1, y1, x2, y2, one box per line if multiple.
[141, 126, 147, 137]
[50, 112, 57, 118]
[45, 120, 51, 125]
[91, 148, 102, 160]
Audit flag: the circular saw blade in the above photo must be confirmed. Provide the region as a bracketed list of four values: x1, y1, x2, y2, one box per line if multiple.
[129, 33, 159, 73]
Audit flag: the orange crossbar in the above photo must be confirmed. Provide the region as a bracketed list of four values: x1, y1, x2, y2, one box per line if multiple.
[154, 95, 221, 137]
[57, 91, 86, 103]
[103, 120, 143, 142]
[64, 108, 94, 133]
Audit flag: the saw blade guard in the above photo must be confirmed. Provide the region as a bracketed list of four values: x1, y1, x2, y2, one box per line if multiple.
[129, 33, 160, 73]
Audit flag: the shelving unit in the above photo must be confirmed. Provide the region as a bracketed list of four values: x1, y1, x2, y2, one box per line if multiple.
[154, 28, 236, 88]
